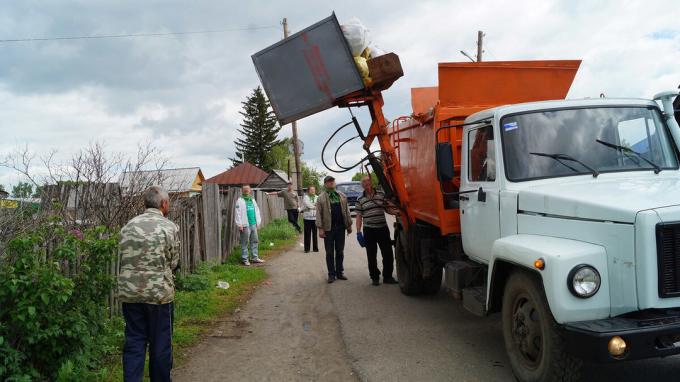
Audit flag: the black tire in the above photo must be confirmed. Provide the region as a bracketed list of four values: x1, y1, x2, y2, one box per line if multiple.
[395, 224, 423, 295]
[421, 265, 443, 295]
[502, 270, 582, 382]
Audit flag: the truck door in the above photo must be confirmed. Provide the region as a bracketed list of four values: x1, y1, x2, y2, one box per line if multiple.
[460, 123, 501, 262]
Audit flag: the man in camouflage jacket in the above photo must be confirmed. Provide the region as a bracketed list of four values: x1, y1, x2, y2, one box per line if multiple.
[117, 186, 180, 382]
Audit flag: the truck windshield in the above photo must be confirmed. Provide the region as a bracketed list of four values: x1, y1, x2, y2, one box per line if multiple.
[501, 106, 678, 181]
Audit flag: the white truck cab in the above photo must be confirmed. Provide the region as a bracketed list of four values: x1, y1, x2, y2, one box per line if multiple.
[452, 92, 680, 380]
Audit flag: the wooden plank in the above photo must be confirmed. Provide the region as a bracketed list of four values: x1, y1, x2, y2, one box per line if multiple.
[201, 183, 222, 262]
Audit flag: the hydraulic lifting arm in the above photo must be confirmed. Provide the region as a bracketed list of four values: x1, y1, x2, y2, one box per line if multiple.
[338, 91, 415, 230]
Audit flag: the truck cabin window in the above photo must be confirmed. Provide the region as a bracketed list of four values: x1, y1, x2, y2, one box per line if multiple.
[468, 125, 496, 182]
[501, 107, 678, 181]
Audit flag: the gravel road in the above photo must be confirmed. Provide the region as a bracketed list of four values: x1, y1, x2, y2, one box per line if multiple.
[174, 221, 680, 382]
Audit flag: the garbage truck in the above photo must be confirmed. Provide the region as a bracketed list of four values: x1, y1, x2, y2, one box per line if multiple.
[252, 13, 680, 381]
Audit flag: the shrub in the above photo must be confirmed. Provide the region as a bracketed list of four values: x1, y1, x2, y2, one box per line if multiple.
[0, 220, 118, 380]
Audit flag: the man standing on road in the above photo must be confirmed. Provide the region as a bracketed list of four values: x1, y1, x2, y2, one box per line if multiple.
[301, 185, 319, 253]
[355, 176, 398, 286]
[268, 181, 301, 233]
[117, 186, 179, 382]
[235, 185, 264, 266]
[316, 176, 352, 283]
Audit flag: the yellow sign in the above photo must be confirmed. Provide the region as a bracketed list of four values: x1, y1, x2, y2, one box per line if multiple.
[0, 200, 19, 209]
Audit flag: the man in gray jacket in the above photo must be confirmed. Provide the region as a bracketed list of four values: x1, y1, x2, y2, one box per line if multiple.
[316, 176, 352, 283]
[268, 181, 301, 233]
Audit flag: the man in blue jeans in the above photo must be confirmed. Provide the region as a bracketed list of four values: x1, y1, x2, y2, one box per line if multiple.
[315, 176, 352, 283]
[235, 184, 264, 266]
[117, 186, 180, 382]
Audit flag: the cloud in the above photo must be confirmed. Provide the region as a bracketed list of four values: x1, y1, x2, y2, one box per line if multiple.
[1, 0, 679, 187]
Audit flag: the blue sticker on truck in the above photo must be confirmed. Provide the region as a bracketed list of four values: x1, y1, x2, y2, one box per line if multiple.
[504, 121, 518, 131]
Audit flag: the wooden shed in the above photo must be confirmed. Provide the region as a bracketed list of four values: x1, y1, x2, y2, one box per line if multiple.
[257, 169, 291, 190]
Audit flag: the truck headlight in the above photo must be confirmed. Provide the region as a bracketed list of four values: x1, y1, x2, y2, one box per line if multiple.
[567, 265, 601, 298]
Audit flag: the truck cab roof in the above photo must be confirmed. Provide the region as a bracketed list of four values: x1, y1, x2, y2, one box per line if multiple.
[466, 97, 659, 124]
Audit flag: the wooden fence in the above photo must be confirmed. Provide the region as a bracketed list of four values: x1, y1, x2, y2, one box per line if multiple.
[5, 182, 287, 317]
[171, 185, 285, 275]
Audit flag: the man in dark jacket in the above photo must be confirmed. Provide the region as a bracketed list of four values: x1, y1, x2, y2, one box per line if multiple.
[315, 176, 352, 283]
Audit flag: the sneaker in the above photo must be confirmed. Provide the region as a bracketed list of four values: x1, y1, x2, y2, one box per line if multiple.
[383, 278, 399, 284]
[251, 258, 265, 264]
[242, 260, 251, 266]
[372, 279, 380, 286]
[336, 274, 348, 281]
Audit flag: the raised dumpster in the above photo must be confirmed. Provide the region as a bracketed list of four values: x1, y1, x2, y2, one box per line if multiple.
[252, 13, 365, 125]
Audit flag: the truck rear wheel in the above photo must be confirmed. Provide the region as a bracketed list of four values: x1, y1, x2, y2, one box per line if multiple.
[501, 270, 581, 382]
[395, 224, 423, 295]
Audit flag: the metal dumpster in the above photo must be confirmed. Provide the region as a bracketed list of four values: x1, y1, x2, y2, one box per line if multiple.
[252, 13, 364, 125]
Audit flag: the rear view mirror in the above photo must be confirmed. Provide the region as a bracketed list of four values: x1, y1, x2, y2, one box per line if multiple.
[436, 142, 455, 181]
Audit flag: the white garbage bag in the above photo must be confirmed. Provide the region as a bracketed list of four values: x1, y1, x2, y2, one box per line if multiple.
[367, 44, 386, 59]
[341, 17, 371, 56]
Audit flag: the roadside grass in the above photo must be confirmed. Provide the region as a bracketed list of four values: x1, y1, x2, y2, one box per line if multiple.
[102, 218, 298, 381]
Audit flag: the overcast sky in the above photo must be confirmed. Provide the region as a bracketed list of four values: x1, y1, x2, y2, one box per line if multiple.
[0, 0, 678, 188]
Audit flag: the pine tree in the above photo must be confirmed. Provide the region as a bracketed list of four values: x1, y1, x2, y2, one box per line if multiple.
[231, 87, 281, 171]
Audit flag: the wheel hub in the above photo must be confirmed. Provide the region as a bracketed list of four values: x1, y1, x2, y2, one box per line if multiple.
[511, 295, 542, 366]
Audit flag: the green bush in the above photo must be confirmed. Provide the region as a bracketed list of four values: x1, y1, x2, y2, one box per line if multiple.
[0, 221, 118, 380]
[176, 273, 211, 292]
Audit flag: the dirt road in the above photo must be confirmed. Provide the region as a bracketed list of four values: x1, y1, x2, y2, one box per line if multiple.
[174, 223, 680, 382]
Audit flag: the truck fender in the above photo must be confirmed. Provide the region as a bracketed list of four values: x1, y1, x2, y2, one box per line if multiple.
[488, 234, 611, 324]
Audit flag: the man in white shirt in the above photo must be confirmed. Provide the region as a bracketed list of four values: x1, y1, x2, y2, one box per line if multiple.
[301, 186, 319, 253]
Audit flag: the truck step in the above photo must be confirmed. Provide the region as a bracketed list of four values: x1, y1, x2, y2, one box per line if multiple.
[462, 286, 487, 317]
[444, 260, 484, 300]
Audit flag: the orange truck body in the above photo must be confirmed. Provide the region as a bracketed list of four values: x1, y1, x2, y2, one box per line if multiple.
[389, 60, 581, 235]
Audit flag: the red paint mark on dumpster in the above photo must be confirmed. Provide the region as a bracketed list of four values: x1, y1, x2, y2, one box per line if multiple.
[302, 33, 334, 102]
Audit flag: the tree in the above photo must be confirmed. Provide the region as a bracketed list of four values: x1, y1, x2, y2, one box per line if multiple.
[352, 171, 378, 188]
[267, 138, 293, 172]
[231, 87, 281, 171]
[11, 182, 33, 198]
[302, 163, 326, 192]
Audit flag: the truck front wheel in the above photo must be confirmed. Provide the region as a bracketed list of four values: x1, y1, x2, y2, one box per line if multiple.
[501, 270, 581, 382]
[395, 224, 423, 295]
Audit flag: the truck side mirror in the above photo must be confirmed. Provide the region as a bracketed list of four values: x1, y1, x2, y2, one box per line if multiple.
[436, 142, 455, 181]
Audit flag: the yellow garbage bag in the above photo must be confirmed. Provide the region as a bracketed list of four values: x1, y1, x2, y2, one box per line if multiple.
[354, 56, 371, 86]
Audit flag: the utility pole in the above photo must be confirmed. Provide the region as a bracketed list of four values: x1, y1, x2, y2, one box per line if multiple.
[460, 30, 484, 63]
[476, 30, 484, 62]
[282, 17, 304, 196]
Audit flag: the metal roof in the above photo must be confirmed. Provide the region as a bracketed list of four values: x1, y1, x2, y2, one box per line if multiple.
[120, 167, 203, 193]
[203, 162, 268, 185]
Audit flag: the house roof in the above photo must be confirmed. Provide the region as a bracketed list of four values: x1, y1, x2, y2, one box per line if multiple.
[271, 169, 290, 183]
[203, 162, 268, 185]
[120, 167, 204, 193]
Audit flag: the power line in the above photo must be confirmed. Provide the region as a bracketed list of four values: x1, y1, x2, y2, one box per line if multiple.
[0, 25, 279, 44]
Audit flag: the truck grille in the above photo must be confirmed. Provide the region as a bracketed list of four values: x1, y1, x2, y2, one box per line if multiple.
[657, 223, 680, 298]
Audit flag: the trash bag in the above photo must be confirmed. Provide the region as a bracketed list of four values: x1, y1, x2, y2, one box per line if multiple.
[341, 17, 371, 56]
[354, 56, 371, 85]
[367, 44, 386, 59]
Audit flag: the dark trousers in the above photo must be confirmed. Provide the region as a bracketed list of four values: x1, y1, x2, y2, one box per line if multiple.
[287, 209, 301, 232]
[303, 219, 318, 252]
[324, 227, 346, 277]
[364, 226, 394, 281]
[122, 302, 173, 382]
